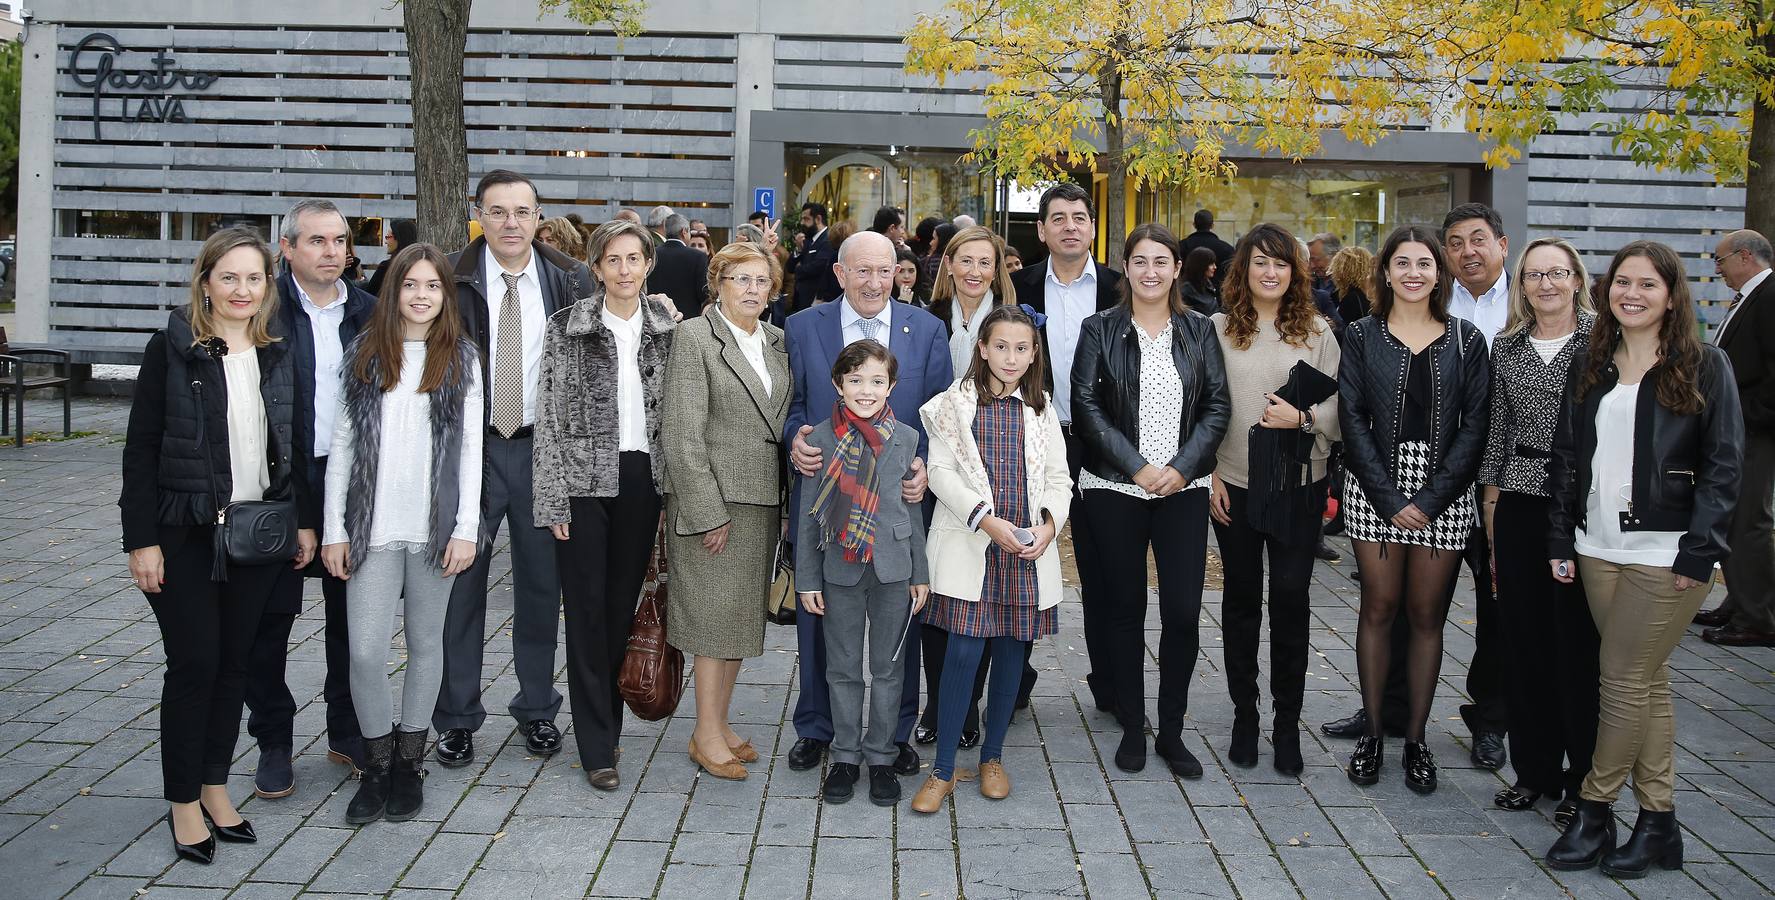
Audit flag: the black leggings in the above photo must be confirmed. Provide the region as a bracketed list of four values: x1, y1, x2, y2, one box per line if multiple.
[1352, 539, 1463, 742]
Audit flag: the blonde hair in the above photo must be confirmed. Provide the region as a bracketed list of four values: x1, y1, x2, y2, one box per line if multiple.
[188, 227, 279, 348]
[537, 216, 586, 261]
[707, 240, 783, 302]
[1502, 237, 1593, 339]
[929, 225, 1017, 309]
[1328, 245, 1374, 300]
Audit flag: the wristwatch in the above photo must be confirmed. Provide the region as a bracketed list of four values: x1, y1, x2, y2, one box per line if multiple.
[1299, 408, 1315, 433]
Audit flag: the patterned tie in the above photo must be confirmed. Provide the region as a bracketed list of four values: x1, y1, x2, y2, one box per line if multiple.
[492, 272, 524, 438]
[857, 316, 882, 344]
[1731, 290, 1744, 310]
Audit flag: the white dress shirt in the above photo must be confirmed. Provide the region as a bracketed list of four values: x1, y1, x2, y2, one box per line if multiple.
[221, 349, 271, 503]
[946, 291, 995, 378]
[484, 245, 547, 426]
[1450, 271, 1510, 347]
[839, 295, 893, 349]
[1043, 258, 1099, 424]
[602, 302, 649, 452]
[294, 278, 348, 457]
[1716, 267, 1771, 344]
[717, 307, 773, 397]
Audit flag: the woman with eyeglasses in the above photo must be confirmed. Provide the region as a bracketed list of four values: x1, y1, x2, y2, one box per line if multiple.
[662, 241, 792, 780]
[1478, 238, 1599, 829]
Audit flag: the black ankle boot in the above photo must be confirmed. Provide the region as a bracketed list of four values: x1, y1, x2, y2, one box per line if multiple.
[1546, 799, 1616, 870]
[385, 729, 429, 822]
[1228, 710, 1259, 768]
[1114, 729, 1146, 773]
[1347, 735, 1381, 785]
[1272, 720, 1303, 777]
[1601, 809, 1682, 878]
[1403, 741, 1437, 794]
[346, 733, 395, 825]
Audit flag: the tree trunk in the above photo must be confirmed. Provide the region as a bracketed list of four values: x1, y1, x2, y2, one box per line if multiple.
[1100, 61, 1127, 265]
[1746, 26, 1775, 240]
[404, 0, 473, 252]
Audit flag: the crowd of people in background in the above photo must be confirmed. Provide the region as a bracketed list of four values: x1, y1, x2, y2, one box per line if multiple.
[118, 168, 1767, 886]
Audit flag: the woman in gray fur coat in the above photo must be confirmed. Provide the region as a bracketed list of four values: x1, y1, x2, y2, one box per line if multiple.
[321, 244, 482, 826]
[533, 219, 678, 792]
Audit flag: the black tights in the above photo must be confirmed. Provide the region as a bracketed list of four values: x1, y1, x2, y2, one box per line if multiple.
[1352, 540, 1462, 743]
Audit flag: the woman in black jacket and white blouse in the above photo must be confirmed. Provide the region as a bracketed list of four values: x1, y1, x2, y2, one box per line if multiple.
[121, 227, 313, 865]
[1339, 224, 1489, 795]
[1072, 222, 1230, 778]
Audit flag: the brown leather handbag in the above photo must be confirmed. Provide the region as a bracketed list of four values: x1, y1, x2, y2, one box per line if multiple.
[618, 522, 684, 721]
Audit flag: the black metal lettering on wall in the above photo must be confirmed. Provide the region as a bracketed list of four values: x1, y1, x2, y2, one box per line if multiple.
[68, 33, 222, 140]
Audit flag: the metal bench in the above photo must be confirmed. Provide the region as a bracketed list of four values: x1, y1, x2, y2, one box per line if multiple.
[0, 326, 73, 448]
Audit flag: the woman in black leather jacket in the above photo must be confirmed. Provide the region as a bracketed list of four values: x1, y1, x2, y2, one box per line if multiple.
[1072, 223, 1230, 778]
[1544, 241, 1742, 878]
[1339, 225, 1490, 795]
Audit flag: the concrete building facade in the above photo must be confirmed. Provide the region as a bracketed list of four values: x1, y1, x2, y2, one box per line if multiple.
[12, 0, 1749, 360]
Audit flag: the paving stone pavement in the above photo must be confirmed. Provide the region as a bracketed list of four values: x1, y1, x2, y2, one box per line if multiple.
[1, 397, 1772, 899]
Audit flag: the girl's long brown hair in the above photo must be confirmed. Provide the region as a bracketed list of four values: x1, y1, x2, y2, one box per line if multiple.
[1576, 240, 1705, 415]
[352, 243, 468, 393]
[1219, 223, 1323, 350]
[963, 305, 1047, 416]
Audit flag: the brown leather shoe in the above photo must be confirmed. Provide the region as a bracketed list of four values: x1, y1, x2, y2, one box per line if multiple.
[688, 739, 748, 780]
[729, 739, 759, 764]
[978, 760, 1011, 800]
[1702, 625, 1775, 647]
[586, 767, 620, 791]
[910, 775, 954, 814]
[1693, 607, 1732, 628]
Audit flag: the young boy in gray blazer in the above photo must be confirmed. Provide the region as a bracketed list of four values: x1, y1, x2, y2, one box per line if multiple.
[797, 341, 930, 807]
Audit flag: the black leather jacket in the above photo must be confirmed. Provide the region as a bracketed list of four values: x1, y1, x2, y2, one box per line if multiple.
[1339, 316, 1490, 520]
[1071, 307, 1231, 484]
[1547, 345, 1743, 582]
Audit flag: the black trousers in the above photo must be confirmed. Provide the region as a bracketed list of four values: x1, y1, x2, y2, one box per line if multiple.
[557, 453, 661, 771]
[1212, 480, 1325, 723]
[1493, 491, 1599, 797]
[148, 526, 276, 803]
[245, 454, 358, 750]
[1079, 487, 1209, 735]
[1064, 428, 1112, 708]
[1451, 517, 1508, 736]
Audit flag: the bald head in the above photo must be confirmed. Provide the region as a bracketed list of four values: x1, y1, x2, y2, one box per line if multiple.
[835, 231, 897, 316]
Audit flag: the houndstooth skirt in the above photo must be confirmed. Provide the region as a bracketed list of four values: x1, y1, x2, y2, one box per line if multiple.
[1342, 440, 1476, 551]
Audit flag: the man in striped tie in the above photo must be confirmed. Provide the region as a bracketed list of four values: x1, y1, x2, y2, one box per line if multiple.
[433, 170, 595, 767]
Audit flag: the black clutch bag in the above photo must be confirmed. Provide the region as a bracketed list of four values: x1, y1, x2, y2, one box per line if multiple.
[193, 378, 298, 581]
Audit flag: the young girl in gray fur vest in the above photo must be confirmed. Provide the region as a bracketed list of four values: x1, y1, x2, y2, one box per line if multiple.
[320, 244, 482, 825]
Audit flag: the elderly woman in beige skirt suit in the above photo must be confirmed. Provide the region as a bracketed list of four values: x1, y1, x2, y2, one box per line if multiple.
[663, 241, 791, 780]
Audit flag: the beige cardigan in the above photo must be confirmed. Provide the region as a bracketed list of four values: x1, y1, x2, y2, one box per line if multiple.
[920, 379, 1073, 609]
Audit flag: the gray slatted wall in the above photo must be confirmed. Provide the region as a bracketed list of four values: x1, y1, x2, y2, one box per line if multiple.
[49, 24, 739, 355]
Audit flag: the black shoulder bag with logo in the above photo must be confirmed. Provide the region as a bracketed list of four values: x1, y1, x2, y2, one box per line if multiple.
[192, 376, 298, 581]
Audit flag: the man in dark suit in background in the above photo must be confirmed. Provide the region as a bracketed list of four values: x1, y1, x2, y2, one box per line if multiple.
[1700, 229, 1775, 647]
[1182, 209, 1236, 287]
[646, 212, 710, 319]
[792, 201, 841, 312]
[1009, 181, 1124, 712]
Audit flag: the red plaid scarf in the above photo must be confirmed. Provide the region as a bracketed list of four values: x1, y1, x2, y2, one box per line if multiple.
[810, 401, 897, 563]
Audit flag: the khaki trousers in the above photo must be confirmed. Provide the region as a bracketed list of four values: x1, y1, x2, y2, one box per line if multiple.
[1576, 556, 1708, 810]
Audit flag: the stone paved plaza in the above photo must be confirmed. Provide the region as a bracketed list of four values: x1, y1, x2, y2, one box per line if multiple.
[0, 397, 1771, 899]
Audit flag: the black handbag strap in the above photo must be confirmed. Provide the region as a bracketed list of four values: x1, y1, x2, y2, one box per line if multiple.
[190, 378, 225, 527]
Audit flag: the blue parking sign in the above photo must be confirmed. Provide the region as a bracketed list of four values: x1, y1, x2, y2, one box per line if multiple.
[753, 187, 775, 219]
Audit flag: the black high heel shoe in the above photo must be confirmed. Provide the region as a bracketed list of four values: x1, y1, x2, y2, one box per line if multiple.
[168, 816, 216, 865]
[201, 805, 257, 843]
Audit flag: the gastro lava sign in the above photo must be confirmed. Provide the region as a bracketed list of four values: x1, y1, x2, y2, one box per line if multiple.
[68, 32, 221, 140]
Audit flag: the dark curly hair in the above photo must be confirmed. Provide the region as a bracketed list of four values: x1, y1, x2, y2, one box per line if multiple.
[1576, 240, 1705, 415]
[1219, 223, 1323, 350]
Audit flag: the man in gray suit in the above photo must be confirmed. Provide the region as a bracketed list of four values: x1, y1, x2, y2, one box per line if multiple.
[433, 169, 594, 767]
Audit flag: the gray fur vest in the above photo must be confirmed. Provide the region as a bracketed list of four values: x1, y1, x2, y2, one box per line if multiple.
[339, 337, 479, 570]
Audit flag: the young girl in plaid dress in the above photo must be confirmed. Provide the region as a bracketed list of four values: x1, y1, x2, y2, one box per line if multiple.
[911, 306, 1073, 813]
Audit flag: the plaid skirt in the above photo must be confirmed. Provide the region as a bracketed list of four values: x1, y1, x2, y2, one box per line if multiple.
[1343, 440, 1476, 551]
[922, 593, 1057, 641]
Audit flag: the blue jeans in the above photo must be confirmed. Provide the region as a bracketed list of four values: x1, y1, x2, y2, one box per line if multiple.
[932, 632, 1024, 781]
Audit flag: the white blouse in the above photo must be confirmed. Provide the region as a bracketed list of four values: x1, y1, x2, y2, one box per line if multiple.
[718, 308, 772, 397]
[324, 342, 485, 552]
[221, 349, 270, 503]
[1080, 321, 1198, 500]
[1528, 332, 1574, 365]
[1576, 381, 1681, 566]
[946, 291, 995, 378]
[602, 303, 648, 453]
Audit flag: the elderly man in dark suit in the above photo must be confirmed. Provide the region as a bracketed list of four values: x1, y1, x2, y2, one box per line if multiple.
[432, 169, 595, 768]
[645, 212, 710, 319]
[1699, 229, 1775, 647]
[1008, 182, 1124, 712]
[782, 230, 953, 776]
